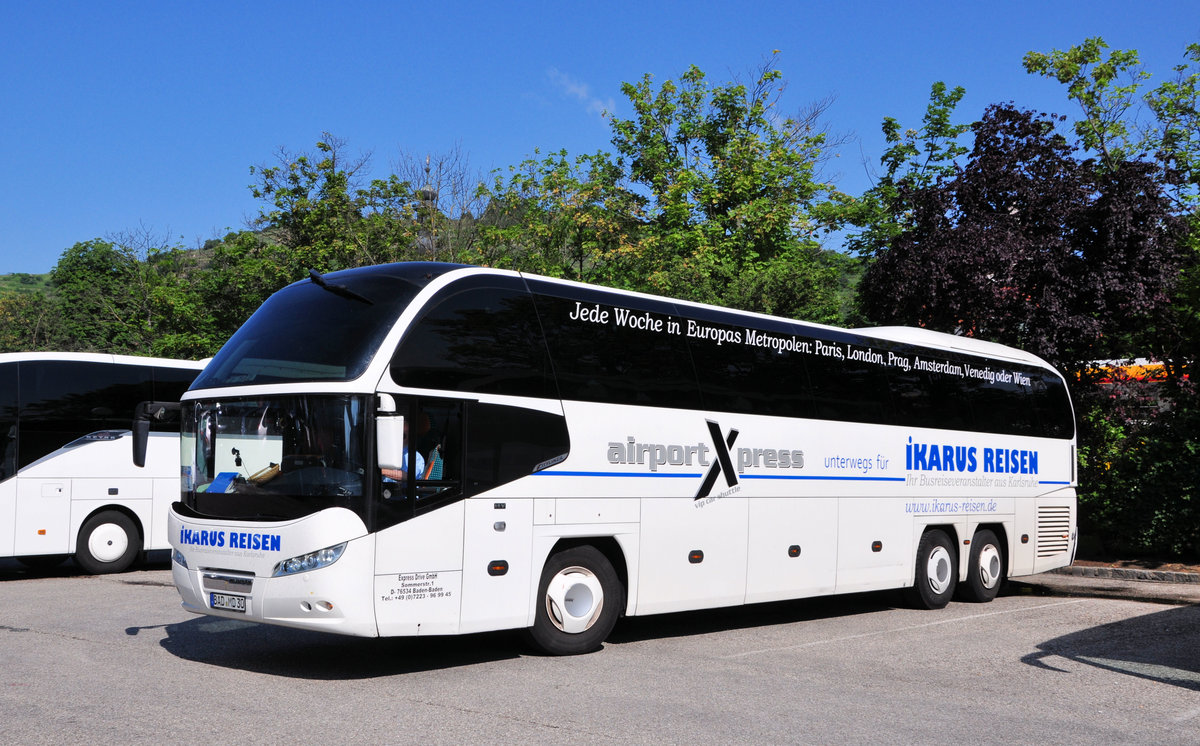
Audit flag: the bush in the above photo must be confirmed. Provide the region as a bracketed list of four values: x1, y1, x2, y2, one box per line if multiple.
[1076, 378, 1200, 560]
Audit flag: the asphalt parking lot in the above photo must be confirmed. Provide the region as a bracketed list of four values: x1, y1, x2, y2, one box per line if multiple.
[2, 556, 1197, 744]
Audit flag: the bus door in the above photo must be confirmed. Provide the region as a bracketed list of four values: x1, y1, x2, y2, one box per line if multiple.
[373, 398, 467, 636]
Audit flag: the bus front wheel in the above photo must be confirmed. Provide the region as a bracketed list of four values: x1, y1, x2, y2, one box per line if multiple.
[959, 529, 1004, 603]
[75, 511, 140, 574]
[905, 529, 957, 610]
[525, 545, 623, 655]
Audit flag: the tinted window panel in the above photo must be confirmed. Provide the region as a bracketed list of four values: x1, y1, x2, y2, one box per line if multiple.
[18, 361, 150, 470]
[803, 332, 895, 424]
[150, 366, 201, 432]
[0, 363, 16, 480]
[376, 398, 467, 528]
[391, 277, 556, 399]
[530, 281, 701, 410]
[1030, 374, 1074, 438]
[464, 402, 570, 494]
[887, 361, 973, 432]
[684, 306, 814, 419]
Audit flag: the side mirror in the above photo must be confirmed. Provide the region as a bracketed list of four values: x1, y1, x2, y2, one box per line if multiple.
[132, 401, 181, 468]
[376, 393, 407, 471]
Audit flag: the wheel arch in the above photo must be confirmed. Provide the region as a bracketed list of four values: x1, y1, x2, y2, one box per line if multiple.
[544, 535, 629, 614]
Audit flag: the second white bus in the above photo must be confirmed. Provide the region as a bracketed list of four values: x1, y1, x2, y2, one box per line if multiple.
[157, 263, 1077, 654]
[2, 352, 204, 573]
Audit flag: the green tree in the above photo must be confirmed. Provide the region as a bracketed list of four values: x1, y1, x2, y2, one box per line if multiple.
[608, 59, 841, 310]
[474, 149, 644, 282]
[49, 239, 159, 353]
[840, 82, 970, 258]
[0, 291, 61, 351]
[250, 133, 419, 273]
[1022, 37, 1151, 170]
[479, 58, 848, 323]
[1024, 37, 1200, 215]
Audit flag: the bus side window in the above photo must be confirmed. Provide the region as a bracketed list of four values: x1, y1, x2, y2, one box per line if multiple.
[390, 280, 556, 400]
[463, 402, 569, 496]
[407, 401, 464, 518]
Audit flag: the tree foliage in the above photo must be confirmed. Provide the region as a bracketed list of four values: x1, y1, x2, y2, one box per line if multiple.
[859, 104, 1184, 369]
[473, 149, 644, 283]
[840, 82, 971, 258]
[250, 134, 421, 271]
[477, 57, 847, 323]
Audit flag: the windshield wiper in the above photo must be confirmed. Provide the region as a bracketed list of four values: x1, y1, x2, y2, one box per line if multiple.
[309, 269, 374, 305]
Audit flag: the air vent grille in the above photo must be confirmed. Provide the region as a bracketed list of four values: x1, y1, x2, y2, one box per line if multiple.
[1037, 505, 1072, 557]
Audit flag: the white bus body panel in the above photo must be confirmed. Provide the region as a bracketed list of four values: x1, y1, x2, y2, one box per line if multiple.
[13, 477, 70, 555]
[459, 498, 535, 634]
[745, 497, 839, 603]
[374, 502, 466, 636]
[6, 431, 180, 557]
[834, 498, 913, 594]
[636, 496, 748, 615]
[0, 478, 15, 555]
[169, 507, 378, 637]
[533, 400, 1076, 614]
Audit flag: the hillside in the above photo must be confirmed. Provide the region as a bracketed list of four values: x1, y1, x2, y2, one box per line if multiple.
[0, 273, 51, 296]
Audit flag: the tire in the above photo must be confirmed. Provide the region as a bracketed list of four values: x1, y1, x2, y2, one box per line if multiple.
[904, 529, 957, 610]
[524, 545, 624, 655]
[958, 529, 1004, 603]
[75, 511, 140, 574]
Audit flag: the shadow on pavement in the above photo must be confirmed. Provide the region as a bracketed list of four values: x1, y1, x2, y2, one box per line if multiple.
[152, 589, 904, 679]
[1022, 603, 1200, 691]
[609, 589, 903, 645]
[0, 550, 171, 580]
[156, 615, 521, 679]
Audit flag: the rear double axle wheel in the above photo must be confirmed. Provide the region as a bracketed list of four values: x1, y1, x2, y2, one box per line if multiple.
[907, 527, 1006, 609]
[959, 529, 1005, 603]
[905, 529, 957, 609]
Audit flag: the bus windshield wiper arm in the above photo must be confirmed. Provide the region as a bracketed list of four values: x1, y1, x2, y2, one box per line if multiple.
[308, 269, 374, 305]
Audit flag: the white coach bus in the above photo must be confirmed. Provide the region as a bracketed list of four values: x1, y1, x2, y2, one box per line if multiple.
[156, 263, 1077, 654]
[2, 352, 204, 573]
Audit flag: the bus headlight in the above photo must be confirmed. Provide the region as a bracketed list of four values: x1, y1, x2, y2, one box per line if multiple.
[272, 543, 347, 577]
[173, 549, 189, 569]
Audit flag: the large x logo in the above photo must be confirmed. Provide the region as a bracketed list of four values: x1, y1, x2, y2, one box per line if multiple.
[696, 420, 739, 499]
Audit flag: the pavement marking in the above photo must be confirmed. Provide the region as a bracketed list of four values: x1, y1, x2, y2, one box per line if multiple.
[720, 599, 1088, 660]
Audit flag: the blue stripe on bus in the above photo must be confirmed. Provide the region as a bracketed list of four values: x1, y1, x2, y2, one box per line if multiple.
[536, 470, 905, 482]
[535, 470, 703, 478]
[537, 471, 1064, 485]
[741, 475, 907, 482]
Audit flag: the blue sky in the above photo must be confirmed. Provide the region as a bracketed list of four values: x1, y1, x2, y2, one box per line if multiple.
[2, 1, 1197, 275]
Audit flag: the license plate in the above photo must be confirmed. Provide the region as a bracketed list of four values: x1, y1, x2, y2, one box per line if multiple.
[210, 592, 247, 613]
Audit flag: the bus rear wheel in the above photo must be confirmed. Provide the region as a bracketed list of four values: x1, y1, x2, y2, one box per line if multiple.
[75, 511, 139, 574]
[959, 529, 1004, 603]
[524, 545, 623, 655]
[904, 529, 957, 610]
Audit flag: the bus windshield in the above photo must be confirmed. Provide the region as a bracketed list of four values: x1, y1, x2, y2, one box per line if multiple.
[180, 395, 370, 522]
[193, 263, 459, 388]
